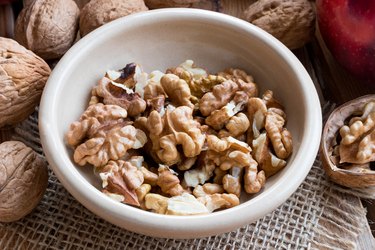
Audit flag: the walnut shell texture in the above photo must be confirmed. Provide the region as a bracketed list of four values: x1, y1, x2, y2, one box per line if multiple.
[0, 141, 48, 222]
[321, 95, 375, 188]
[80, 0, 148, 37]
[243, 0, 315, 50]
[15, 0, 80, 60]
[145, 0, 199, 9]
[0, 37, 50, 128]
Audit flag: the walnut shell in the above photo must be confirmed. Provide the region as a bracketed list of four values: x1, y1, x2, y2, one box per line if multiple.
[0, 141, 48, 222]
[15, 0, 80, 60]
[0, 38, 50, 128]
[80, 0, 148, 37]
[243, 0, 315, 50]
[321, 95, 375, 188]
[145, 0, 199, 9]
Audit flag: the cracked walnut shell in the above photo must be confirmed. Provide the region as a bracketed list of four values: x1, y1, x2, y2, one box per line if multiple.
[0, 37, 51, 128]
[321, 95, 375, 188]
[0, 141, 48, 222]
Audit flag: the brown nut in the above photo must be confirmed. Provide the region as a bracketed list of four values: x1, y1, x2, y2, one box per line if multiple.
[80, 0, 148, 37]
[15, 0, 80, 60]
[321, 95, 375, 188]
[0, 38, 51, 128]
[145, 0, 199, 9]
[243, 0, 315, 50]
[0, 141, 48, 222]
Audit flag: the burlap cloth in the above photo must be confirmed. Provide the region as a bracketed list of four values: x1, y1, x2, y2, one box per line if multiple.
[0, 102, 372, 249]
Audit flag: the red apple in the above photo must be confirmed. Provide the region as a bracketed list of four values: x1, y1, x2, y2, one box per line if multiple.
[316, 0, 375, 83]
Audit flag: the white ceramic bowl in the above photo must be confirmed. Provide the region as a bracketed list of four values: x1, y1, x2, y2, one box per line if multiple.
[39, 8, 322, 239]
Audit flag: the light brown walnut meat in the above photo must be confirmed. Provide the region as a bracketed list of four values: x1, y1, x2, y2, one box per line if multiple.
[66, 103, 147, 167]
[340, 102, 375, 145]
[265, 108, 293, 159]
[197, 193, 239, 212]
[205, 99, 247, 130]
[252, 132, 286, 177]
[99, 160, 144, 206]
[91, 76, 146, 117]
[218, 68, 258, 97]
[243, 0, 315, 50]
[338, 102, 375, 164]
[199, 72, 257, 117]
[0, 38, 50, 128]
[167, 60, 224, 99]
[247, 97, 267, 143]
[157, 165, 185, 196]
[184, 151, 216, 187]
[199, 80, 239, 116]
[160, 74, 194, 109]
[0, 141, 48, 222]
[145, 0, 200, 9]
[193, 183, 224, 198]
[244, 157, 266, 193]
[80, 0, 148, 36]
[15, 0, 79, 60]
[146, 106, 205, 165]
[221, 112, 250, 138]
[223, 166, 243, 197]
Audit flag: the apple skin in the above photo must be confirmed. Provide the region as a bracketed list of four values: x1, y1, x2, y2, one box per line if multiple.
[316, 0, 375, 83]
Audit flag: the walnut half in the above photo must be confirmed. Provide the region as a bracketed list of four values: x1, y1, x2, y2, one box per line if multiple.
[321, 95, 375, 188]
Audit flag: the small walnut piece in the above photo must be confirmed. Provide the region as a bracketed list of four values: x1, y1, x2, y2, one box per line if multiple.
[265, 108, 293, 159]
[160, 74, 194, 109]
[0, 141, 48, 222]
[80, 0, 148, 36]
[252, 132, 286, 177]
[157, 165, 185, 196]
[243, 0, 315, 50]
[197, 193, 239, 212]
[166, 193, 209, 215]
[99, 160, 144, 206]
[0, 38, 50, 128]
[145, 0, 199, 8]
[321, 95, 375, 188]
[15, 0, 79, 60]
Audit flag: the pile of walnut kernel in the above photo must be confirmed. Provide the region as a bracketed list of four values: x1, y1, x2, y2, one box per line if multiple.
[65, 60, 293, 215]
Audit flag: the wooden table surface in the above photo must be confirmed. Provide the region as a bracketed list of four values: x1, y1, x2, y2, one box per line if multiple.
[1, 1, 375, 248]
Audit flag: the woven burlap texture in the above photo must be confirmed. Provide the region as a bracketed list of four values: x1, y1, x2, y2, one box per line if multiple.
[0, 108, 369, 250]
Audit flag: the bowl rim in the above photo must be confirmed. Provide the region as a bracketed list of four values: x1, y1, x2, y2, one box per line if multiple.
[39, 8, 322, 239]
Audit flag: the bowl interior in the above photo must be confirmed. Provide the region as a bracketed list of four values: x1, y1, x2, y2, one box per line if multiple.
[40, 9, 321, 238]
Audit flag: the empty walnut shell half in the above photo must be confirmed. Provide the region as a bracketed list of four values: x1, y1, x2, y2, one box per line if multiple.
[321, 95, 375, 188]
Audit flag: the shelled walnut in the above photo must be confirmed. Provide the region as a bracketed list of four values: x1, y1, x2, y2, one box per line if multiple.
[66, 60, 293, 215]
[321, 95, 375, 188]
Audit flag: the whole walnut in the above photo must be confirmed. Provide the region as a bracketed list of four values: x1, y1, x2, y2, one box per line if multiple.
[15, 0, 80, 60]
[243, 0, 315, 50]
[80, 0, 148, 37]
[0, 37, 50, 128]
[0, 141, 48, 222]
